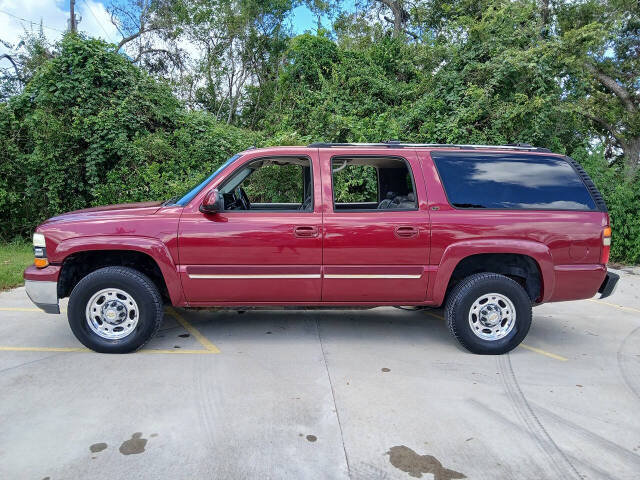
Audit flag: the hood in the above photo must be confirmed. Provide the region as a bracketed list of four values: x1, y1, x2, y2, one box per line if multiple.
[43, 201, 164, 224]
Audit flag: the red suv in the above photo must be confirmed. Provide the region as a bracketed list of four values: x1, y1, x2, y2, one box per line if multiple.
[24, 143, 618, 354]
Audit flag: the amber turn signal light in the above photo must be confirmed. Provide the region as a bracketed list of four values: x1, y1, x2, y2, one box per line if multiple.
[34, 257, 49, 268]
[603, 226, 612, 246]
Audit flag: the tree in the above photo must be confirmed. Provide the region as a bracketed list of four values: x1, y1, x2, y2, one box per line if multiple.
[187, 0, 296, 123]
[554, 0, 639, 177]
[0, 31, 53, 101]
[109, 0, 189, 75]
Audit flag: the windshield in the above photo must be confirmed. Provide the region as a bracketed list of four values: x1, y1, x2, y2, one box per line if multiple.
[170, 154, 242, 206]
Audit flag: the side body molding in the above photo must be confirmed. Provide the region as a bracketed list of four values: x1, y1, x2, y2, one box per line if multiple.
[54, 236, 184, 306]
[430, 239, 555, 306]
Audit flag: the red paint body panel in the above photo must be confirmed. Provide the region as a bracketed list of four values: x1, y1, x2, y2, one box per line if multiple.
[177, 149, 323, 303]
[319, 148, 431, 302]
[24, 265, 61, 282]
[26, 146, 610, 308]
[551, 264, 607, 301]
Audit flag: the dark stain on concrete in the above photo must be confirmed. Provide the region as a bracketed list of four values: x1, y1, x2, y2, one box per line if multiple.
[151, 433, 158, 437]
[306, 435, 317, 442]
[89, 442, 107, 453]
[119, 432, 148, 455]
[178, 333, 190, 338]
[386, 445, 466, 479]
[381, 367, 391, 372]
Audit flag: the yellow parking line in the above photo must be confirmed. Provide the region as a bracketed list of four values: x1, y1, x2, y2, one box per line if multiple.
[588, 298, 640, 314]
[0, 346, 216, 354]
[425, 311, 444, 320]
[139, 349, 216, 354]
[0, 307, 66, 313]
[519, 344, 568, 361]
[424, 310, 567, 361]
[0, 346, 89, 352]
[0, 307, 45, 312]
[165, 307, 221, 353]
[0, 306, 220, 355]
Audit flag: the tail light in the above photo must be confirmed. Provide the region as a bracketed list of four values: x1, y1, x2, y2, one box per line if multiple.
[601, 226, 611, 264]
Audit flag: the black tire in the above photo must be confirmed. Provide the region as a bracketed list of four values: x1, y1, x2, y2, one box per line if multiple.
[68, 266, 163, 353]
[445, 273, 532, 355]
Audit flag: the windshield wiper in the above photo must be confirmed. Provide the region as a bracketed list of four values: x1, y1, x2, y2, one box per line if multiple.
[162, 196, 179, 206]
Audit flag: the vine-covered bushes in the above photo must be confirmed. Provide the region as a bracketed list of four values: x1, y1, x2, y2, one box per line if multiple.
[0, 36, 259, 239]
[0, 34, 638, 264]
[575, 148, 640, 264]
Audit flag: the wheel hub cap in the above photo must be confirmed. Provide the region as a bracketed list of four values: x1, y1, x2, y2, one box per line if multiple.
[468, 293, 516, 341]
[86, 288, 139, 340]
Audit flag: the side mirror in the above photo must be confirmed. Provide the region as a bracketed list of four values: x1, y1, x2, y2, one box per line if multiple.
[200, 189, 223, 214]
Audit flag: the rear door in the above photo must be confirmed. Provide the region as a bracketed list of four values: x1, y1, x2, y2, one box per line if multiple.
[320, 149, 431, 303]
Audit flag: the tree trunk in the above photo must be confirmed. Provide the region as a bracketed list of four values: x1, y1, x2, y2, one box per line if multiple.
[540, 0, 550, 27]
[625, 137, 640, 177]
[378, 0, 406, 38]
[69, 0, 77, 33]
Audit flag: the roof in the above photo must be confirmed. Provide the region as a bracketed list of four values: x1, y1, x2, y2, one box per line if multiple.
[306, 142, 551, 153]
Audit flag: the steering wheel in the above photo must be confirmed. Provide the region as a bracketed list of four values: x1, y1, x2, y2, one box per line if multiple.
[237, 187, 251, 210]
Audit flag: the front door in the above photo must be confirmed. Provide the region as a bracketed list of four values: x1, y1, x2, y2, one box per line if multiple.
[178, 151, 322, 304]
[320, 149, 430, 303]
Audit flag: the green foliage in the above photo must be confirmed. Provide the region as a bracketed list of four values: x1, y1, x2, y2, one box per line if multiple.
[1, 0, 639, 264]
[0, 242, 32, 290]
[93, 112, 261, 205]
[243, 164, 303, 203]
[332, 165, 378, 203]
[0, 35, 258, 240]
[575, 147, 640, 263]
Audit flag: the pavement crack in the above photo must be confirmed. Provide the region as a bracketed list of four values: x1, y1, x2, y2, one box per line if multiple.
[0, 352, 65, 375]
[316, 318, 352, 479]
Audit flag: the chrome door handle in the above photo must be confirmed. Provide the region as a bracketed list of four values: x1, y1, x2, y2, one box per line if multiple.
[294, 226, 319, 238]
[394, 226, 418, 238]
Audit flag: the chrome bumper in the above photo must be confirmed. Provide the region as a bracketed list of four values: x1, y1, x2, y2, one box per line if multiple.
[25, 280, 60, 314]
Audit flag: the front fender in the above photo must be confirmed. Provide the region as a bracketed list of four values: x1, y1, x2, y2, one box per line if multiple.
[429, 239, 555, 306]
[54, 236, 184, 306]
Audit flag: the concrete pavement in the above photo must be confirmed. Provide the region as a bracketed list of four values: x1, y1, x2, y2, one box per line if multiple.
[0, 269, 638, 479]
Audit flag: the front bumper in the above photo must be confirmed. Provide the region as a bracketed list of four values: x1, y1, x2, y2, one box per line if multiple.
[598, 271, 620, 299]
[25, 280, 60, 313]
[24, 265, 61, 314]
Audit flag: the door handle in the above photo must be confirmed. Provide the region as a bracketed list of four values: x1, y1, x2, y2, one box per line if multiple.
[394, 226, 419, 238]
[294, 226, 319, 238]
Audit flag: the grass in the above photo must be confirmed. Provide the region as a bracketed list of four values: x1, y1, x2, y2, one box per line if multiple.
[0, 242, 33, 290]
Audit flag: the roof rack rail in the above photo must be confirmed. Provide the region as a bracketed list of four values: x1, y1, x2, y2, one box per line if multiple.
[307, 141, 551, 153]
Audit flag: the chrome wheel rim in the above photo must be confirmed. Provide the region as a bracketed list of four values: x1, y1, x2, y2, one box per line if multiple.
[468, 292, 516, 341]
[85, 288, 139, 340]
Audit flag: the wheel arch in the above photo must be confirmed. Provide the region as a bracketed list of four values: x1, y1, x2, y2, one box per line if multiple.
[54, 236, 183, 305]
[431, 239, 555, 306]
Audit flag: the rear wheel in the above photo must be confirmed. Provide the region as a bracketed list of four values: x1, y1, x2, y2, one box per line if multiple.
[445, 273, 532, 354]
[68, 266, 163, 353]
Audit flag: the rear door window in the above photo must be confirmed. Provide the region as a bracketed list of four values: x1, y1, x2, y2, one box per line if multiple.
[431, 152, 597, 210]
[331, 156, 417, 211]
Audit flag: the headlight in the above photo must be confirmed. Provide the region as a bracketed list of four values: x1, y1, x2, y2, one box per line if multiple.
[33, 233, 46, 247]
[33, 233, 48, 268]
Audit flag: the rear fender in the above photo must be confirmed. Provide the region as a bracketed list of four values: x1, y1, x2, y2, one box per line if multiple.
[430, 239, 554, 306]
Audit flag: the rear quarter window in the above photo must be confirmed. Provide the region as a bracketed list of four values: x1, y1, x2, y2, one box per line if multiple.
[431, 152, 597, 211]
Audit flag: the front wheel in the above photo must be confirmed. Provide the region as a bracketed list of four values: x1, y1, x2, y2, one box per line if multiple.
[445, 273, 532, 355]
[68, 266, 163, 353]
